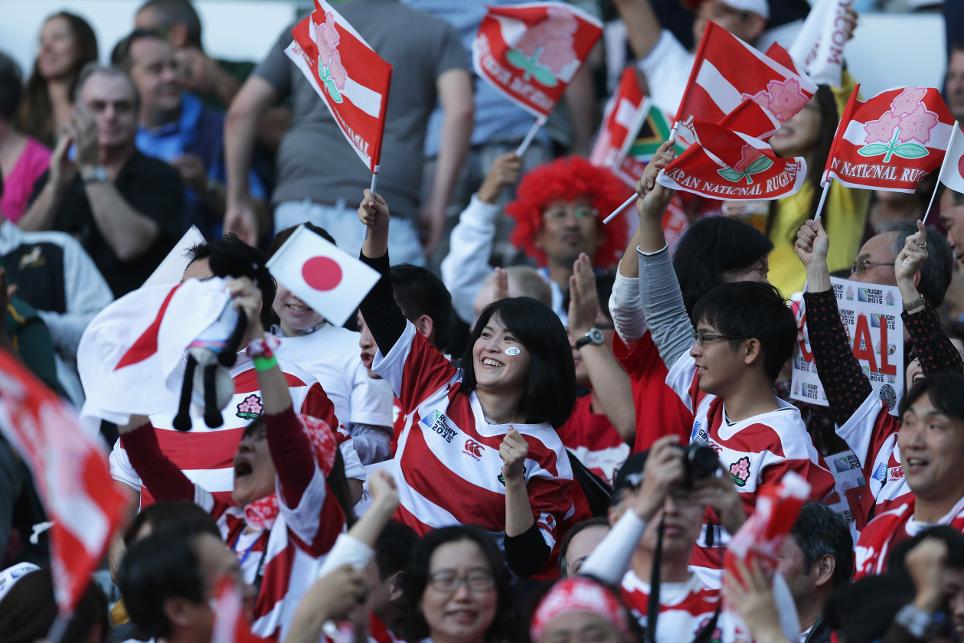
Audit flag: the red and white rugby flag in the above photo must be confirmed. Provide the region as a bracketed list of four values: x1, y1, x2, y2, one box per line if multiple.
[590, 67, 646, 168]
[286, 0, 392, 173]
[823, 85, 955, 193]
[675, 21, 817, 147]
[657, 121, 807, 200]
[472, 2, 602, 121]
[211, 575, 265, 643]
[0, 351, 127, 612]
[266, 225, 379, 327]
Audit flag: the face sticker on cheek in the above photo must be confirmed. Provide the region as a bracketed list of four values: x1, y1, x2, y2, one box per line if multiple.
[504, 346, 522, 357]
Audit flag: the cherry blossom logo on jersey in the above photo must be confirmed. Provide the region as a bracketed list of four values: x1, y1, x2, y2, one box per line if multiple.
[728, 456, 751, 487]
[312, 10, 347, 103]
[859, 87, 937, 163]
[506, 7, 578, 87]
[236, 393, 264, 420]
[743, 77, 809, 122]
[718, 144, 773, 185]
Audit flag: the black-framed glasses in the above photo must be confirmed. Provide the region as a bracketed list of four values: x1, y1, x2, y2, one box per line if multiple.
[693, 330, 746, 346]
[427, 570, 495, 593]
[851, 257, 893, 275]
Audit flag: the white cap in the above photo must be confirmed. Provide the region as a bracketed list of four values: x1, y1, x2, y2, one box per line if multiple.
[684, 0, 770, 20]
[0, 563, 40, 603]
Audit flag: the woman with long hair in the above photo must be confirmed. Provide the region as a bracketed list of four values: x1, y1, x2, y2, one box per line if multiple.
[0, 53, 50, 222]
[357, 189, 579, 579]
[15, 11, 98, 147]
[766, 82, 871, 296]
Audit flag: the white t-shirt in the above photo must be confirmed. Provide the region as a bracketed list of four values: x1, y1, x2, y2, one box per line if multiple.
[637, 30, 695, 117]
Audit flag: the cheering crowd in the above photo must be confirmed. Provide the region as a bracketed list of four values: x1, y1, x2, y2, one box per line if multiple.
[1, 0, 964, 641]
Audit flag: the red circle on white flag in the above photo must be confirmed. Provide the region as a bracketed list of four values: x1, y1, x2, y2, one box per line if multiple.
[301, 256, 342, 291]
[958, 154, 964, 180]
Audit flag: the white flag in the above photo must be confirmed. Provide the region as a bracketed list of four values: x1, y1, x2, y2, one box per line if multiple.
[788, 0, 851, 86]
[266, 225, 379, 327]
[936, 122, 964, 193]
[144, 226, 206, 287]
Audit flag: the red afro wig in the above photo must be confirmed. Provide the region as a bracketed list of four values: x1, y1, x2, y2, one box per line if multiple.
[505, 156, 631, 268]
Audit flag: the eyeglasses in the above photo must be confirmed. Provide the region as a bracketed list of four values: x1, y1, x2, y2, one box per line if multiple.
[693, 330, 746, 346]
[543, 205, 598, 223]
[851, 257, 893, 275]
[427, 570, 495, 593]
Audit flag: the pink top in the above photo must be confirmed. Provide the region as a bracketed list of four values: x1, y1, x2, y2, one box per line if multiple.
[2, 138, 51, 222]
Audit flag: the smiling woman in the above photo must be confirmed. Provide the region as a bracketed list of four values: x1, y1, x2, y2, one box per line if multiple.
[357, 188, 579, 579]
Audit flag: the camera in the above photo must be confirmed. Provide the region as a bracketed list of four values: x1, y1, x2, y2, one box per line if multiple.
[677, 443, 720, 489]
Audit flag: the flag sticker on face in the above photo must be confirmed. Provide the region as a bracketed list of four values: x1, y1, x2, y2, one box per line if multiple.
[266, 225, 379, 327]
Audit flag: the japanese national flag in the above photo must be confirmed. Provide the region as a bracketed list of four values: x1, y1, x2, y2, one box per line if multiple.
[144, 226, 206, 287]
[473, 2, 602, 120]
[590, 67, 647, 168]
[675, 21, 817, 147]
[934, 122, 964, 193]
[266, 225, 379, 327]
[286, 0, 392, 173]
[0, 351, 127, 612]
[823, 85, 955, 193]
[77, 278, 233, 424]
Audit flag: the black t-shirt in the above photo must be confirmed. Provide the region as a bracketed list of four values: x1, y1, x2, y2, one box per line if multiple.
[30, 150, 187, 296]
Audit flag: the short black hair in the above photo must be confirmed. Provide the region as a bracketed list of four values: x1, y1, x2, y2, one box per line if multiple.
[559, 517, 610, 575]
[673, 216, 773, 313]
[187, 234, 276, 328]
[889, 524, 964, 572]
[268, 223, 337, 258]
[374, 520, 419, 580]
[0, 52, 22, 122]
[390, 264, 453, 351]
[397, 526, 516, 641]
[110, 28, 168, 72]
[137, 0, 203, 48]
[461, 297, 576, 428]
[118, 529, 208, 639]
[789, 503, 854, 587]
[0, 567, 108, 643]
[877, 221, 953, 307]
[898, 371, 964, 423]
[122, 500, 220, 546]
[691, 281, 796, 382]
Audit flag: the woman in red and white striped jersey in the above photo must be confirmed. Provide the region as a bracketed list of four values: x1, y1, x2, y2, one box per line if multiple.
[357, 190, 580, 578]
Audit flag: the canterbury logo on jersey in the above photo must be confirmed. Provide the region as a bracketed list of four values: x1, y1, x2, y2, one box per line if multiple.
[463, 439, 483, 459]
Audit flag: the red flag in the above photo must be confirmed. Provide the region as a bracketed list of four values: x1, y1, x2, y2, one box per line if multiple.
[211, 576, 266, 643]
[590, 68, 647, 169]
[720, 98, 782, 141]
[285, 0, 392, 173]
[656, 121, 807, 200]
[472, 2, 602, 120]
[0, 351, 127, 612]
[675, 21, 817, 146]
[823, 85, 955, 193]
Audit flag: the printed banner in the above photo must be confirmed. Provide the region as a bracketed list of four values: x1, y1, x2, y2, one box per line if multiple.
[286, 0, 392, 173]
[792, 277, 904, 415]
[788, 0, 852, 86]
[472, 2, 603, 120]
[823, 85, 955, 193]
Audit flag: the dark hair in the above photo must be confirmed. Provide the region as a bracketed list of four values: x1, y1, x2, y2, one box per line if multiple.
[374, 520, 419, 580]
[0, 567, 108, 643]
[137, 0, 204, 48]
[16, 12, 99, 146]
[690, 281, 796, 382]
[0, 52, 22, 122]
[118, 529, 208, 638]
[898, 371, 964, 422]
[789, 503, 854, 588]
[673, 216, 774, 313]
[889, 525, 964, 572]
[268, 223, 337, 258]
[877, 221, 953, 307]
[391, 264, 453, 351]
[559, 517, 610, 575]
[110, 28, 168, 72]
[397, 526, 515, 642]
[122, 500, 220, 546]
[187, 234, 276, 328]
[461, 297, 576, 428]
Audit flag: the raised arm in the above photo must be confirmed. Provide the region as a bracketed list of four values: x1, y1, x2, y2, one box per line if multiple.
[796, 219, 872, 425]
[118, 414, 194, 502]
[358, 191, 407, 357]
[612, 0, 664, 61]
[17, 137, 73, 232]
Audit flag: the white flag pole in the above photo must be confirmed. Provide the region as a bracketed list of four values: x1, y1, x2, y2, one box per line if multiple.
[603, 123, 679, 225]
[922, 122, 959, 225]
[516, 117, 546, 157]
[813, 179, 832, 222]
[370, 167, 379, 195]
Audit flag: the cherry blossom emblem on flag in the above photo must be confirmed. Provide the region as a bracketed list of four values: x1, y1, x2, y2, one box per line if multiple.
[472, 2, 602, 120]
[266, 225, 379, 327]
[824, 85, 954, 193]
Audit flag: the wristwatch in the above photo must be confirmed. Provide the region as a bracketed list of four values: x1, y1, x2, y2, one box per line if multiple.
[80, 165, 109, 184]
[894, 604, 942, 640]
[575, 328, 605, 349]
